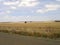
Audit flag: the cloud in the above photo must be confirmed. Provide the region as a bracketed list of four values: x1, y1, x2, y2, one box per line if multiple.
[2, 0, 39, 14]
[2, 1, 19, 14]
[3, 0, 39, 7]
[0, 15, 52, 22]
[36, 4, 60, 13]
[18, 0, 39, 7]
[0, 15, 30, 22]
[0, 10, 11, 15]
[45, 4, 60, 11]
[3, 1, 19, 5]
[5, 10, 11, 14]
[56, 0, 60, 1]
[10, 6, 17, 9]
[36, 9, 47, 13]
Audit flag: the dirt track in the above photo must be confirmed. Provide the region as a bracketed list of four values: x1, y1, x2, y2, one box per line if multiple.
[0, 32, 60, 45]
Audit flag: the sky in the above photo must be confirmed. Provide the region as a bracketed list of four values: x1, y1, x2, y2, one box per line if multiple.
[0, 0, 60, 22]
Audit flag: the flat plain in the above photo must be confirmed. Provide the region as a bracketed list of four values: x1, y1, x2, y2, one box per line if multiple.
[0, 21, 60, 38]
[0, 21, 60, 45]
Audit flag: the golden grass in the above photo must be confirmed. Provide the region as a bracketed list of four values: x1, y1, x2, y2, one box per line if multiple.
[0, 21, 60, 39]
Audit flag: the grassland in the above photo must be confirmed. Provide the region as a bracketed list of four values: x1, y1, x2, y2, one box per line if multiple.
[0, 21, 60, 39]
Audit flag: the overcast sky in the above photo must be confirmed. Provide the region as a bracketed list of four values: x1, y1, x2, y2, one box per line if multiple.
[0, 0, 60, 22]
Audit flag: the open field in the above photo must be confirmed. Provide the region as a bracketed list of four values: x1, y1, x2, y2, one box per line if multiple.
[0, 21, 60, 39]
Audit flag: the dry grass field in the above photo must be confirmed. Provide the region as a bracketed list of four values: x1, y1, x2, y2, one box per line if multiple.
[0, 21, 60, 39]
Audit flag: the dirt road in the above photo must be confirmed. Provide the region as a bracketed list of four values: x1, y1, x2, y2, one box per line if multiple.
[0, 32, 60, 45]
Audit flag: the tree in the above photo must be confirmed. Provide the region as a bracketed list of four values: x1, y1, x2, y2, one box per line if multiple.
[24, 21, 27, 23]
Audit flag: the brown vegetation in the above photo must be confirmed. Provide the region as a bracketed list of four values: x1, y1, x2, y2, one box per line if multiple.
[0, 22, 60, 39]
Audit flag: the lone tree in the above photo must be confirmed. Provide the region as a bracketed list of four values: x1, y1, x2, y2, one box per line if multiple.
[24, 21, 27, 23]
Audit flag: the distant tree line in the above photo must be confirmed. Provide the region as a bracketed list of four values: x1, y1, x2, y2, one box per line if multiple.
[24, 21, 32, 23]
[55, 20, 60, 22]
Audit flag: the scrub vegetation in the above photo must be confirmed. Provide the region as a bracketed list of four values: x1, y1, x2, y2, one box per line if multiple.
[0, 21, 60, 39]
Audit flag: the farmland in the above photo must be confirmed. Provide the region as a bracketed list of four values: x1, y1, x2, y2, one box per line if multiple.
[0, 21, 60, 39]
